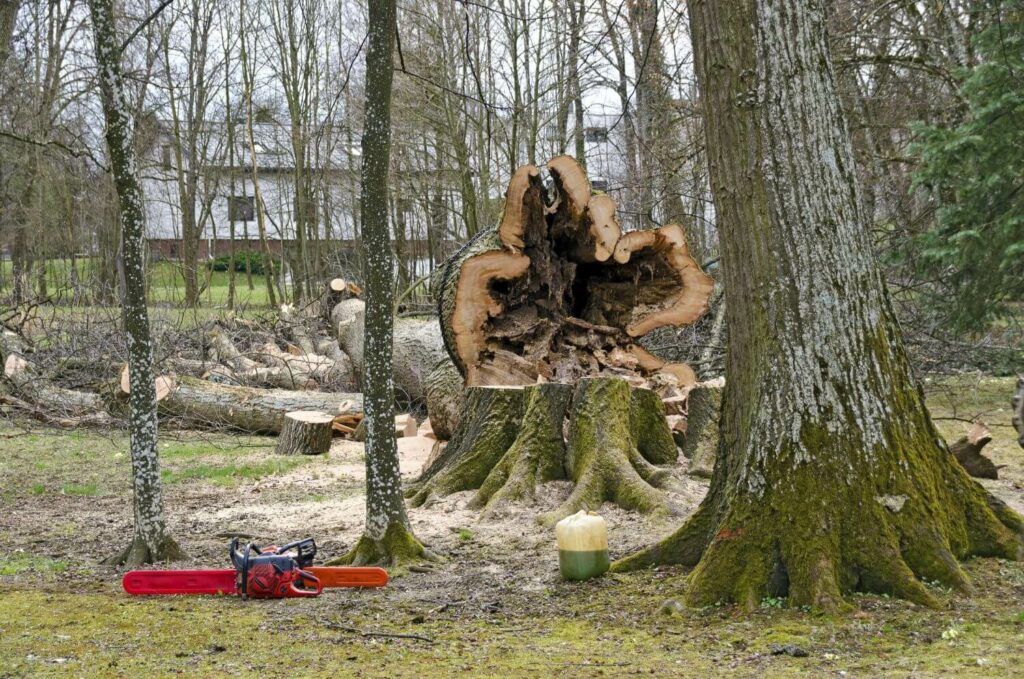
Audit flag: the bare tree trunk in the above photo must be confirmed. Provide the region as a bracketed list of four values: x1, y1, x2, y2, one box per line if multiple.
[88, 0, 184, 567]
[613, 0, 1022, 611]
[329, 0, 432, 569]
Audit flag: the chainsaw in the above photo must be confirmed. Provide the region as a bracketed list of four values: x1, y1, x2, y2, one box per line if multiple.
[122, 537, 387, 598]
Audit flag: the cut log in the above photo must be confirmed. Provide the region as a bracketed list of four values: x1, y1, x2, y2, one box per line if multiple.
[424, 358, 464, 440]
[331, 297, 448, 403]
[435, 156, 713, 388]
[682, 382, 723, 478]
[157, 376, 362, 434]
[3, 353, 106, 419]
[949, 422, 998, 480]
[275, 411, 334, 455]
[417, 418, 436, 440]
[407, 377, 676, 523]
[207, 326, 258, 372]
[666, 415, 687, 449]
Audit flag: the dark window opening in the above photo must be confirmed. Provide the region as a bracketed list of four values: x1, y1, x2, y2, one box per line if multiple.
[591, 179, 608, 191]
[228, 196, 256, 222]
[584, 126, 608, 143]
[161, 145, 173, 170]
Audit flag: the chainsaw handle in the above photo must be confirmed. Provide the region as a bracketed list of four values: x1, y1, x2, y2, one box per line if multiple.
[290, 569, 323, 597]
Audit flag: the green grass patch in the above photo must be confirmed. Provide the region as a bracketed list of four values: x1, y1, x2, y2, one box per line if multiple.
[0, 554, 69, 576]
[60, 482, 101, 497]
[161, 458, 305, 486]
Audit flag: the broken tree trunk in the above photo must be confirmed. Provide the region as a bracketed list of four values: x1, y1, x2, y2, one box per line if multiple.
[157, 376, 361, 434]
[435, 156, 712, 389]
[949, 422, 999, 480]
[424, 358, 464, 440]
[275, 411, 334, 455]
[418, 156, 710, 519]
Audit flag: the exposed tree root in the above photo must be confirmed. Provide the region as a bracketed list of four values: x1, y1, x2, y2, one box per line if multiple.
[613, 424, 1023, 612]
[326, 522, 438, 574]
[539, 378, 669, 526]
[407, 377, 675, 522]
[471, 383, 571, 518]
[105, 532, 185, 569]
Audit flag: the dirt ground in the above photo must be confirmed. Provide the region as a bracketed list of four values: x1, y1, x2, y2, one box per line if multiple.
[1, 375, 1023, 678]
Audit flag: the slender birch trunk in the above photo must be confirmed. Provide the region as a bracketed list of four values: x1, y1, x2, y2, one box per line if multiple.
[327, 0, 432, 569]
[88, 0, 183, 566]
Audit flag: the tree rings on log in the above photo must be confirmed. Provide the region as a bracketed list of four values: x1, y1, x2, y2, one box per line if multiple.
[275, 411, 334, 455]
[435, 155, 713, 389]
[118, 363, 176, 402]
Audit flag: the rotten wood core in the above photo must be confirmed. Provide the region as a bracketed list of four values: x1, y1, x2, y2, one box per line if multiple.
[437, 156, 713, 390]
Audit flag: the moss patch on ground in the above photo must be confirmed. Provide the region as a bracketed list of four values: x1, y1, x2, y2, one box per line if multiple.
[1, 558, 1023, 678]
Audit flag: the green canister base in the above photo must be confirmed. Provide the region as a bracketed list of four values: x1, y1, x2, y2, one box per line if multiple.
[559, 549, 610, 581]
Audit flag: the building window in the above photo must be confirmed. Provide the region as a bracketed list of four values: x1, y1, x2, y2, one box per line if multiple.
[228, 196, 255, 222]
[161, 145, 173, 170]
[584, 126, 608, 143]
[591, 178, 608, 191]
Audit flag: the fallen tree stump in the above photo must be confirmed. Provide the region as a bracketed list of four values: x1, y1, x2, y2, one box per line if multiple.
[275, 411, 334, 455]
[949, 421, 999, 479]
[415, 156, 712, 519]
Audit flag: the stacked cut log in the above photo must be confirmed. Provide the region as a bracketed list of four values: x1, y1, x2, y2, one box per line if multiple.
[412, 156, 714, 521]
[204, 306, 354, 391]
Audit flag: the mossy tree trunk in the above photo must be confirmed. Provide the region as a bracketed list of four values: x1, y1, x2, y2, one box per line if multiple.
[408, 377, 676, 524]
[89, 0, 183, 566]
[329, 0, 431, 570]
[612, 0, 1023, 611]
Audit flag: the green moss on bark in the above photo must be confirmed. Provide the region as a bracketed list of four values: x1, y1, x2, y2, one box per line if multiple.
[540, 378, 669, 526]
[629, 388, 678, 465]
[326, 522, 437, 574]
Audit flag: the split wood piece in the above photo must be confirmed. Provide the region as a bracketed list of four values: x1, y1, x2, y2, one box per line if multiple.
[275, 411, 334, 455]
[118, 363, 176, 402]
[331, 412, 364, 437]
[435, 155, 712, 388]
[407, 377, 676, 523]
[351, 413, 419, 442]
[949, 422, 999, 480]
[157, 376, 362, 434]
[1014, 376, 1024, 449]
[682, 382, 723, 478]
[417, 418, 436, 440]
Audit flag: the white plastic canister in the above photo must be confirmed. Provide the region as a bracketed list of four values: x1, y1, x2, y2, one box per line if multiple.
[555, 511, 609, 581]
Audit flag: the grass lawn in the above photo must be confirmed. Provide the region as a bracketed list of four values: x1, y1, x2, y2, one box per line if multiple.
[0, 376, 1022, 677]
[0, 257, 279, 308]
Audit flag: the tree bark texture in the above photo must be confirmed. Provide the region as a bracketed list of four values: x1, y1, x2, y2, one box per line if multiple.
[332, 0, 430, 569]
[89, 0, 183, 566]
[613, 0, 1022, 611]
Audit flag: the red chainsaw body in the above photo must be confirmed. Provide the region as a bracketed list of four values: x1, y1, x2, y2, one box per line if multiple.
[122, 566, 388, 596]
